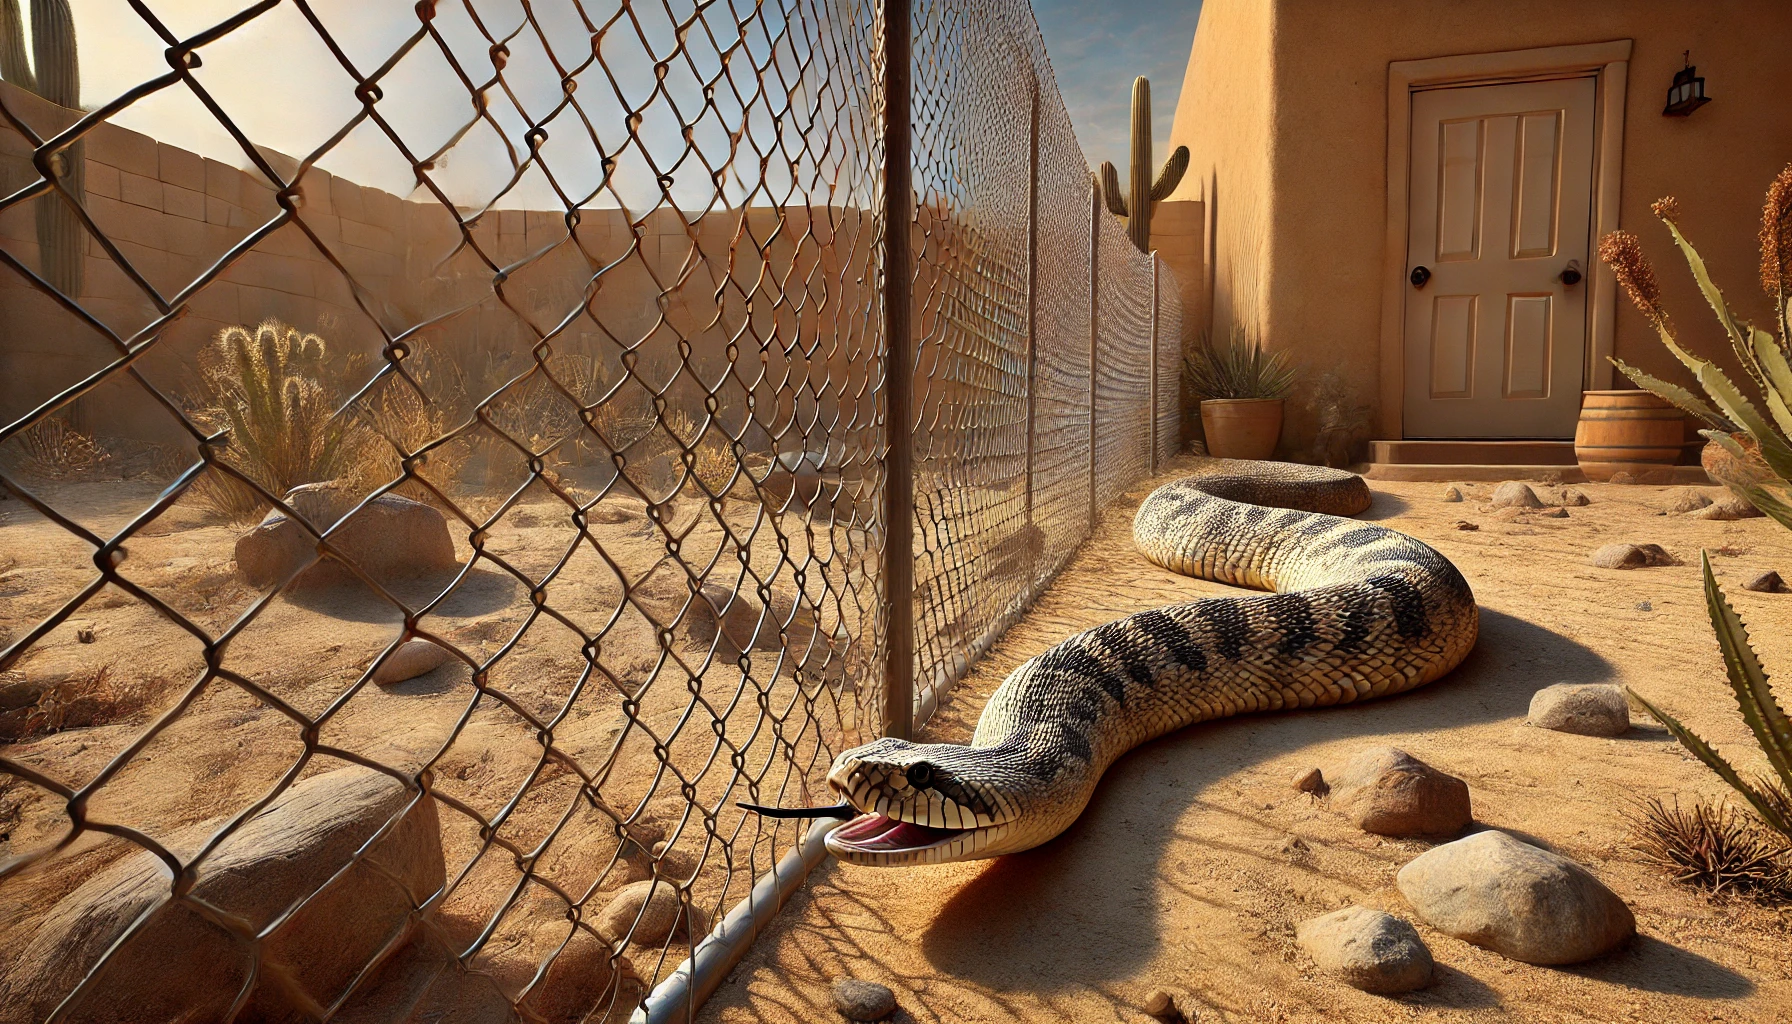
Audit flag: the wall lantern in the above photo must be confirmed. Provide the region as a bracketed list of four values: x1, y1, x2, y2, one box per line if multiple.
[1663, 51, 1711, 116]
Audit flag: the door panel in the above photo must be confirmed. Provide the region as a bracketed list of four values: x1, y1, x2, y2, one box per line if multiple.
[1404, 77, 1596, 438]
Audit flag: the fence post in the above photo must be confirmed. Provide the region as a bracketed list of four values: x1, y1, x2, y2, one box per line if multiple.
[1024, 75, 1039, 529]
[1149, 252, 1159, 477]
[1088, 174, 1100, 532]
[880, 0, 914, 742]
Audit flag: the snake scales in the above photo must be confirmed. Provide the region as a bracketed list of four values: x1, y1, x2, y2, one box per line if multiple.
[823, 461, 1478, 866]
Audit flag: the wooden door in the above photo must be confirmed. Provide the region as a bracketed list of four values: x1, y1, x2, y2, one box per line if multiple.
[1403, 77, 1596, 438]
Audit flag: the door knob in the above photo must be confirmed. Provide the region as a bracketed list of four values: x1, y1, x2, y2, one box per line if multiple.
[1410, 265, 1431, 289]
[1559, 260, 1583, 286]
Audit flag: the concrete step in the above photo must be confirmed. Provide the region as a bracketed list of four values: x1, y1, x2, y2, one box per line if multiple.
[1362, 462, 1714, 484]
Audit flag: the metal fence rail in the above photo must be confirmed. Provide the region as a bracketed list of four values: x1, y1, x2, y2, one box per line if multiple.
[0, 1, 1182, 1022]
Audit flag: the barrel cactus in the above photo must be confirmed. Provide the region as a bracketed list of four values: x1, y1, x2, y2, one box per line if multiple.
[1098, 76, 1188, 254]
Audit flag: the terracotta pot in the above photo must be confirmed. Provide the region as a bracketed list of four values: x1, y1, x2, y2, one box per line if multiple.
[1574, 390, 1684, 481]
[1201, 398, 1284, 460]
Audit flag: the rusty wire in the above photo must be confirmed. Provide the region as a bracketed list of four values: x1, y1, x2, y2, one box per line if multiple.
[0, 1, 1183, 1021]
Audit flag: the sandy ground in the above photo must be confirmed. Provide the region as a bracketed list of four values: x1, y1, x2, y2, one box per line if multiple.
[701, 455, 1792, 1024]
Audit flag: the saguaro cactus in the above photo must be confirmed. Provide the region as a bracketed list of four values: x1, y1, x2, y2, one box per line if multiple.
[0, 0, 83, 295]
[1099, 76, 1188, 254]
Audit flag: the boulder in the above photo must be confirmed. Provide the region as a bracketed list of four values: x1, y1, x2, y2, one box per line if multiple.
[1398, 831, 1634, 965]
[236, 482, 458, 589]
[1325, 747, 1471, 838]
[1490, 481, 1544, 509]
[832, 979, 897, 1021]
[1743, 570, 1788, 594]
[0, 766, 444, 1023]
[371, 639, 455, 685]
[1659, 488, 1713, 514]
[1589, 543, 1675, 570]
[1295, 906, 1433, 994]
[596, 880, 709, 946]
[1527, 684, 1630, 736]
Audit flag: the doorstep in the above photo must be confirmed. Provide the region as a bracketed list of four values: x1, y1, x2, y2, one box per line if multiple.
[1362, 439, 1713, 484]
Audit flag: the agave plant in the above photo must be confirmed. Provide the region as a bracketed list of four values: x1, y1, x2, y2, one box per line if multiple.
[1183, 325, 1297, 402]
[1601, 165, 1792, 846]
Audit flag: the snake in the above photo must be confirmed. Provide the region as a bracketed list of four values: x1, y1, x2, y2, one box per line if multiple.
[819, 461, 1478, 866]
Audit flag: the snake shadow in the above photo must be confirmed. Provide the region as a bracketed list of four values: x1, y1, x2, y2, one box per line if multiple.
[917, 608, 1749, 1003]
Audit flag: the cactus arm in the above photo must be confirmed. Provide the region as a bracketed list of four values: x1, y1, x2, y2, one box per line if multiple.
[1150, 146, 1188, 202]
[0, 0, 34, 91]
[1098, 161, 1127, 217]
[28, 0, 76, 107]
[1610, 357, 1736, 430]
[1631, 685, 1792, 837]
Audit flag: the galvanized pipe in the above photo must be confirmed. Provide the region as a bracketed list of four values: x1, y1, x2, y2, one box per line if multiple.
[1024, 74, 1039, 528]
[1149, 252, 1159, 476]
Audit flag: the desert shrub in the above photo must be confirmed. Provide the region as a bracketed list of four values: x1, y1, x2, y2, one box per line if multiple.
[662, 407, 741, 494]
[4, 415, 110, 480]
[1632, 797, 1792, 901]
[1603, 167, 1792, 854]
[1184, 325, 1297, 402]
[186, 319, 373, 521]
[0, 666, 154, 742]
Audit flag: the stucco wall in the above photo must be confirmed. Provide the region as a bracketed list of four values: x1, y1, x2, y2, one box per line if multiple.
[1169, 0, 1792, 457]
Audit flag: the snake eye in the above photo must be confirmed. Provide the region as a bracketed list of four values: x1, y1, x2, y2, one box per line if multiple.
[904, 762, 933, 788]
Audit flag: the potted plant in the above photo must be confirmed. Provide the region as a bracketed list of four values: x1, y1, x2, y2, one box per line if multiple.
[1185, 326, 1296, 460]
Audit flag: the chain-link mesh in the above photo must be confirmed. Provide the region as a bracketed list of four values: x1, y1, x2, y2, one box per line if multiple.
[0, 2, 1182, 1021]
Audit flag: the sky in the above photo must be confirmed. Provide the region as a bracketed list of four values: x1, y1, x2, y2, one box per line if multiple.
[11, 0, 1201, 207]
[1032, 0, 1202, 176]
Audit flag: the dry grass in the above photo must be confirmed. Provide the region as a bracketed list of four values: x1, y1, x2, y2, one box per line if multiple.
[1632, 796, 1792, 902]
[0, 666, 156, 743]
[4, 416, 110, 481]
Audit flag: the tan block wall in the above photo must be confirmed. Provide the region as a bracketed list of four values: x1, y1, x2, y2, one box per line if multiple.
[1168, 0, 1792, 458]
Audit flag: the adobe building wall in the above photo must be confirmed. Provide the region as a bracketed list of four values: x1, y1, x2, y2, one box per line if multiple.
[1169, 0, 1792, 458]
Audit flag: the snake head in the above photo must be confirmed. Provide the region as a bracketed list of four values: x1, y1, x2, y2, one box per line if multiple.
[823, 738, 1016, 866]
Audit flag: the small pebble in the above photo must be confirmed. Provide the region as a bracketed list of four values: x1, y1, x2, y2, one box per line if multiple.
[1743, 570, 1788, 594]
[1636, 600, 1652, 611]
[76, 626, 95, 644]
[1143, 988, 1176, 1018]
[1454, 520, 1479, 531]
[1439, 485, 1464, 503]
[1537, 507, 1568, 519]
[1293, 767, 1328, 796]
[1610, 471, 1637, 485]
[1563, 489, 1591, 506]
[832, 979, 896, 1021]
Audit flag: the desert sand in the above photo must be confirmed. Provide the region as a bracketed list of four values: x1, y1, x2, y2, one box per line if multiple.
[701, 455, 1792, 1024]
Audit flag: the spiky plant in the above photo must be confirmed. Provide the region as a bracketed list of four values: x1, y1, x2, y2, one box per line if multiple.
[1184, 326, 1296, 402]
[1600, 167, 1792, 851]
[1098, 77, 1189, 254]
[1632, 796, 1792, 899]
[189, 319, 369, 520]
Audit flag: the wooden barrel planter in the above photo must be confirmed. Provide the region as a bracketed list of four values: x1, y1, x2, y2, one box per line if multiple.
[1574, 391, 1684, 481]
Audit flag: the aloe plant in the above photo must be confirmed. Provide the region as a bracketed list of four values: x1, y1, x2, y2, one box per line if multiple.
[1602, 165, 1792, 843]
[1098, 76, 1188, 254]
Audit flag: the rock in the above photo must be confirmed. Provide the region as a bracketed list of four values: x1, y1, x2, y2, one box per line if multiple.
[0, 766, 444, 1022]
[1703, 434, 1778, 500]
[832, 979, 897, 1021]
[371, 638, 455, 685]
[1293, 767, 1328, 796]
[1142, 988, 1181, 1019]
[1439, 485, 1464, 503]
[236, 482, 458, 589]
[1609, 471, 1637, 485]
[1562, 489, 1591, 507]
[1743, 570, 1788, 594]
[1659, 488, 1713, 514]
[596, 880, 709, 946]
[1490, 506, 1530, 522]
[1491, 481, 1544, 509]
[1454, 520, 1479, 531]
[1295, 906, 1434, 994]
[1325, 747, 1472, 838]
[1537, 506, 1569, 519]
[1589, 543, 1676, 569]
[1697, 495, 1765, 520]
[1527, 683, 1630, 736]
[1396, 830, 1635, 965]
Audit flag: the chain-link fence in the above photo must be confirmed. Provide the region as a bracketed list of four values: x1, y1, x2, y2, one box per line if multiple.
[0, 2, 1182, 1022]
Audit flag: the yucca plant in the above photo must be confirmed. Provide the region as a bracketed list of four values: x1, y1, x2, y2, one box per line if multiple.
[1183, 326, 1297, 401]
[1602, 165, 1792, 850]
